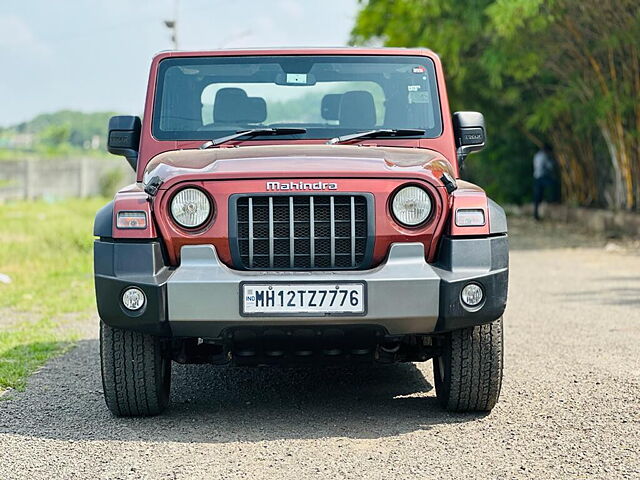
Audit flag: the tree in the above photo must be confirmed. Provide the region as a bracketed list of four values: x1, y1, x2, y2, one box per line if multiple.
[40, 124, 71, 148]
[486, 0, 640, 209]
[11, 111, 118, 151]
[352, 0, 640, 210]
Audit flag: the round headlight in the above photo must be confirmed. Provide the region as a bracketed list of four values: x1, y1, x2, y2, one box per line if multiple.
[170, 188, 211, 228]
[391, 185, 432, 226]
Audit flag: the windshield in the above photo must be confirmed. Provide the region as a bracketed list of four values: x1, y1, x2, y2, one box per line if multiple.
[152, 55, 442, 141]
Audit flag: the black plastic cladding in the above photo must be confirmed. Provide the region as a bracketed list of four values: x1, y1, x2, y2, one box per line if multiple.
[93, 201, 115, 238]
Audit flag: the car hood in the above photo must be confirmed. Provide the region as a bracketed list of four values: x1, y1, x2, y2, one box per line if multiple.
[143, 144, 455, 189]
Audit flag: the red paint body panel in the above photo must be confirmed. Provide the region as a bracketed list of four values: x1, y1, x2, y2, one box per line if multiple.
[153, 178, 448, 267]
[449, 181, 490, 236]
[142, 145, 455, 188]
[112, 185, 156, 239]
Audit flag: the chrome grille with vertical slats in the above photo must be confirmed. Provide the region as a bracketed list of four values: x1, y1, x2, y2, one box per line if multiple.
[233, 194, 371, 270]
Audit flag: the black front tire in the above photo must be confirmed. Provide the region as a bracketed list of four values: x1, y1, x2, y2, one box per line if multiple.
[433, 317, 503, 412]
[100, 320, 171, 417]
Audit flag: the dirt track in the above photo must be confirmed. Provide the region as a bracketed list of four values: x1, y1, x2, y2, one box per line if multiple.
[1, 218, 639, 479]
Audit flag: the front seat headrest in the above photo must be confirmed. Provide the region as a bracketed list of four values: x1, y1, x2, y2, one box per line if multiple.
[339, 91, 376, 128]
[321, 94, 342, 121]
[213, 88, 267, 124]
[213, 88, 248, 124]
[245, 97, 267, 123]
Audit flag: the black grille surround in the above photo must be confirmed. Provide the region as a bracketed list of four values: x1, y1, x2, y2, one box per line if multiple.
[229, 193, 375, 271]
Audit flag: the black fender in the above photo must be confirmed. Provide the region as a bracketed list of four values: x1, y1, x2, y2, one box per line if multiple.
[94, 201, 114, 238]
[434, 235, 509, 332]
[488, 198, 508, 234]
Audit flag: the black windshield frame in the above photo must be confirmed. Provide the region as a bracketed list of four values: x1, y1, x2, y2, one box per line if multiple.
[152, 55, 443, 141]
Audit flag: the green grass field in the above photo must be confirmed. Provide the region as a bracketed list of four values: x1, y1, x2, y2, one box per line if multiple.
[0, 198, 105, 392]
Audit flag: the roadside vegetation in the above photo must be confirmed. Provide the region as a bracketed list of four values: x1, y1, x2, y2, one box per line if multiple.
[352, 0, 640, 211]
[0, 110, 117, 160]
[0, 198, 104, 392]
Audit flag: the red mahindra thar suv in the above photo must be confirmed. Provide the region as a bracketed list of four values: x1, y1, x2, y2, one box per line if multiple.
[95, 48, 508, 416]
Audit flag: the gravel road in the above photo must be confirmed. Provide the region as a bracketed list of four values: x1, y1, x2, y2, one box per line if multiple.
[1, 219, 639, 479]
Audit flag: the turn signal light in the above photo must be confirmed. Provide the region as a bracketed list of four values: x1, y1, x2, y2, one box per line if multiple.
[117, 211, 147, 229]
[455, 209, 485, 227]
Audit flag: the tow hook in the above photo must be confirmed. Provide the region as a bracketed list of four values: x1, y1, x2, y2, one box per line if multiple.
[375, 339, 402, 364]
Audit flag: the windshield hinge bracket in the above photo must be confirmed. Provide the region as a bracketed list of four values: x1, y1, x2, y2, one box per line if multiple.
[144, 176, 163, 198]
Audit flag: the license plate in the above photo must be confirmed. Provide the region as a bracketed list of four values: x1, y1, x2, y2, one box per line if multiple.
[241, 282, 366, 316]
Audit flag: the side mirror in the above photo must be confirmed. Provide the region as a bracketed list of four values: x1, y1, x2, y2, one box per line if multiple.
[108, 116, 141, 171]
[452, 111, 486, 166]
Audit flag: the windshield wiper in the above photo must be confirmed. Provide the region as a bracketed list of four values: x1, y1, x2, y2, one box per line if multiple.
[326, 128, 426, 145]
[200, 128, 307, 149]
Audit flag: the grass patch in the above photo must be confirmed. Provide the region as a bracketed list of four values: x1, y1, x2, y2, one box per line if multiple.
[0, 198, 105, 392]
[0, 198, 105, 314]
[0, 319, 76, 391]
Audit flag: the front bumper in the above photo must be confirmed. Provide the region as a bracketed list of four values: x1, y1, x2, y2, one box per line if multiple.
[95, 236, 508, 338]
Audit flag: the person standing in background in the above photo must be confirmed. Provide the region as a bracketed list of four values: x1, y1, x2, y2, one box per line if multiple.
[533, 144, 554, 221]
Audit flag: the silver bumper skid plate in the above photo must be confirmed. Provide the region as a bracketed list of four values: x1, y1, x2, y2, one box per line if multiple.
[167, 243, 441, 334]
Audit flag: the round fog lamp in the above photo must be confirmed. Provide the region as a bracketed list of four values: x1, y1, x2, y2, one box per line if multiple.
[122, 287, 146, 311]
[461, 283, 484, 308]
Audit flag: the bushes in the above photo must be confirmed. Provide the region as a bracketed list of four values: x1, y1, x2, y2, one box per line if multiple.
[98, 167, 125, 198]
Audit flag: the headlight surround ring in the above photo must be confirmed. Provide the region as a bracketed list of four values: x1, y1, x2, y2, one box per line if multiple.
[390, 185, 433, 227]
[170, 187, 212, 229]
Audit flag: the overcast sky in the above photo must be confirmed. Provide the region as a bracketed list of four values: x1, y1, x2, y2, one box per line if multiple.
[0, 0, 361, 126]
